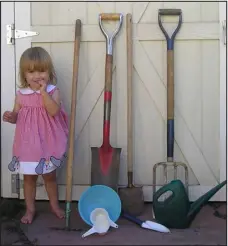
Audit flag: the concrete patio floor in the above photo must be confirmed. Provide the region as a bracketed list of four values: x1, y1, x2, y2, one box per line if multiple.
[1, 201, 227, 245]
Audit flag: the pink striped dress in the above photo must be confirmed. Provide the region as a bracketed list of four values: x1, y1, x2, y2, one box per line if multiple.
[8, 85, 69, 175]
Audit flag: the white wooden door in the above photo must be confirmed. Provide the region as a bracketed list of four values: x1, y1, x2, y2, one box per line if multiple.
[1, 2, 226, 202]
[219, 1, 227, 201]
[1, 2, 17, 198]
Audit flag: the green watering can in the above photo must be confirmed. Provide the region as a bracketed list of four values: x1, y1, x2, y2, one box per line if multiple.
[152, 179, 226, 229]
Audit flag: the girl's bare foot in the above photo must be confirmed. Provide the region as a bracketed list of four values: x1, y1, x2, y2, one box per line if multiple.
[51, 205, 65, 219]
[21, 210, 35, 224]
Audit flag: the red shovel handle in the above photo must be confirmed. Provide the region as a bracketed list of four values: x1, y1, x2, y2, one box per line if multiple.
[103, 54, 113, 147]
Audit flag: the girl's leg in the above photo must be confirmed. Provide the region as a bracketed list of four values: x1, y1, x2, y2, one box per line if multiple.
[21, 174, 38, 224]
[42, 170, 64, 219]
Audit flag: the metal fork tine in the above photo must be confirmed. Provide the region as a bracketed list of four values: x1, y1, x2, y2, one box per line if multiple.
[153, 162, 189, 198]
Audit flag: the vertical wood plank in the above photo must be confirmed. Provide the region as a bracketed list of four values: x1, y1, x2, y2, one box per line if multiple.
[201, 40, 220, 180]
[1, 2, 16, 198]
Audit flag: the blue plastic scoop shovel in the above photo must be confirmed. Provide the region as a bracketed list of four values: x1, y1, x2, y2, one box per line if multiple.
[122, 212, 170, 233]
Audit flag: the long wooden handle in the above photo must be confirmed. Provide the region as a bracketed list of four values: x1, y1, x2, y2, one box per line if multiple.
[167, 50, 174, 120]
[104, 54, 113, 92]
[126, 14, 133, 186]
[66, 19, 81, 202]
[100, 13, 122, 21]
[167, 50, 174, 161]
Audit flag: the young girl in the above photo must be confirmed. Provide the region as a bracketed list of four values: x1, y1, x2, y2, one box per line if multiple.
[2, 47, 69, 224]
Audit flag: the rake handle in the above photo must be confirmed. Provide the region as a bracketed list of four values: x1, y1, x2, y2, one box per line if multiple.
[167, 50, 174, 160]
[66, 19, 81, 202]
[158, 9, 182, 160]
[167, 51, 174, 119]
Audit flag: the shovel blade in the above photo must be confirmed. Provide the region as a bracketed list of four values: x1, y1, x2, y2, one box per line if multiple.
[119, 187, 144, 216]
[91, 147, 121, 191]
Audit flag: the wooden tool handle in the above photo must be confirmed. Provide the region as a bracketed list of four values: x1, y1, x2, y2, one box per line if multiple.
[104, 54, 113, 92]
[66, 19, 81, 202]
[167, 50, 174, 119]
[126, 13, 133, 178]
[100, 13, 122, 21]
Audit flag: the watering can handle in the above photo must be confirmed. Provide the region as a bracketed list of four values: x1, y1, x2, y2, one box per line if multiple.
[153, 185, 174, 203]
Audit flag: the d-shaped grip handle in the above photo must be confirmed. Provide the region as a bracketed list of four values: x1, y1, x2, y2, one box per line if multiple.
[100, 13, 122, 21]
[99, 13, 123, 55]
[159, 9, 182, 16]
[158, 8, 182, 50]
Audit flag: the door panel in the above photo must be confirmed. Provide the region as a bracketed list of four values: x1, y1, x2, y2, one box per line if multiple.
[11, 1, 224, 202]
[1, 2, 16, 198]
[219, 1, 227, 201]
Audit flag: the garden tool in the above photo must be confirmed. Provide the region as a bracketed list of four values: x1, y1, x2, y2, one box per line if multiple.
[118, 13, 144, 216]
[78, 185, 121, 237]
[153, 9, 189, 204]
[122, 212, 170, 233]
[50, 19, 82, 231]
[152, 179, 227, 229]
[65, 19, 81, 230]
[91, 13, 123, 191]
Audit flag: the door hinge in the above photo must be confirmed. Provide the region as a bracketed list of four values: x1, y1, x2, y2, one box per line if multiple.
[7, 24, 39, 45]
[11, 174, 22, 194]
[11, 174, 43, 195]
[222, 20, 226, 45]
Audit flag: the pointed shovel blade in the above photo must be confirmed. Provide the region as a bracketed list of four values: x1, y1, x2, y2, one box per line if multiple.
[91, 147, 121, 191]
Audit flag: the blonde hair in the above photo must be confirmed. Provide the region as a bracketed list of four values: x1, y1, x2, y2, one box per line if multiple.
[18, 47, 57, 88]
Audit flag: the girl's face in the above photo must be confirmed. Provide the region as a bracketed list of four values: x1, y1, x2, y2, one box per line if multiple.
[25, 70, 49, 90]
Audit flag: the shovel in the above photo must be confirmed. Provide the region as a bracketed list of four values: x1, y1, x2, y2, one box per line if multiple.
[118, 13, 144, 216]
[91, 13, 123, 192]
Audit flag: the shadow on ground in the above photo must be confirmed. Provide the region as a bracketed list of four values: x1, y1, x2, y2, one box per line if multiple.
[1, 201, 226, 245]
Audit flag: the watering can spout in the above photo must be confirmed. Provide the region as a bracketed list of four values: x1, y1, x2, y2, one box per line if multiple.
[187, 180, 227, 223]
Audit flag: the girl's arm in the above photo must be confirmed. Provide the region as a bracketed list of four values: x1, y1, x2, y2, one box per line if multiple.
[41, 89, 61, 117]
[3, 95, 21, 124]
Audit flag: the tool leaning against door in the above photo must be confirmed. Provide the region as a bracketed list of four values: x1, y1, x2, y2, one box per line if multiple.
[118, 13, 144, 216]
[50, 19, 82, 232]
[152, 9, 189, 207]
[90, 13, 123, 192]
[77, 12, 171, 237]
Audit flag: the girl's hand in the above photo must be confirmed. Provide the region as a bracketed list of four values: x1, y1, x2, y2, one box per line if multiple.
[39, 80, 47, 94]
[3, 111, 18, 124]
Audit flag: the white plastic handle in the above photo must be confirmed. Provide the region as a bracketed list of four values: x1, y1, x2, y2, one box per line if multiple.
[143, 221, 170, 233]
[82, 227, 96, 238]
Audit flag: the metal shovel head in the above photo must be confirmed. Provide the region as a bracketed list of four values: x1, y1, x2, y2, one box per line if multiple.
[91, 147, 121, 191]
[119, 187, 144, 216]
